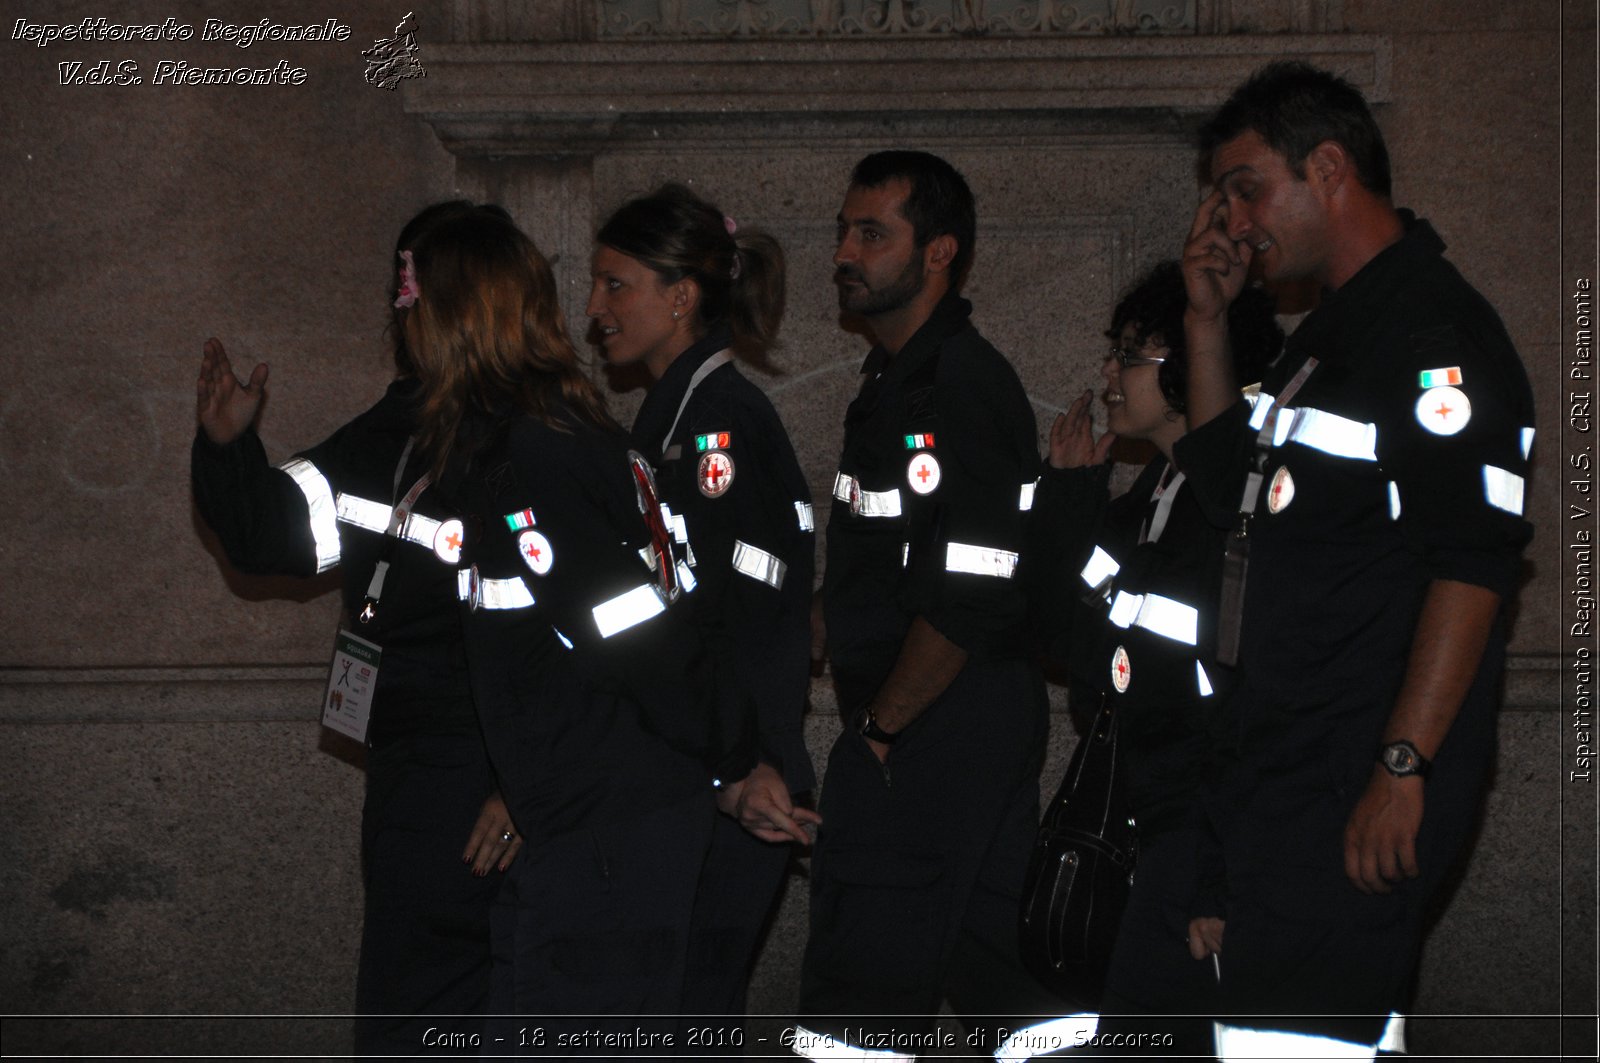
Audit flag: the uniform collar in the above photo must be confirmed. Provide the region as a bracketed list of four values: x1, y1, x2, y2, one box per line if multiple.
[1291, 210, 1444, 362]
[859, 294, 974, 390]
[630, 325, 733, 456]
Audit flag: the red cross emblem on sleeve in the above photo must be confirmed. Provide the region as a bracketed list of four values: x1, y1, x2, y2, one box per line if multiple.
[698, 450, 735, 498]
[1111, 646, 1131, 693]
[517, 530, 553, 576]
[1415, 386, 1471, 436]
[906, 452, 941, 495]
[1266, 465, 1295, 514]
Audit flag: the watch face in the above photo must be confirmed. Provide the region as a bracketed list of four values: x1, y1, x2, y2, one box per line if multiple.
[1383, 743, 1421, 774]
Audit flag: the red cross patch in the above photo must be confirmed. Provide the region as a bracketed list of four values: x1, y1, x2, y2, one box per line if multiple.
[906, 452, 941, 495]
[433, 518, 464, 564]
[698, 450, 735, 498]
[517, 530, 553, 576]
[1110, 645, 1131, 693]
[1266, 465, 1296, 514]
[1415, 386, 1471, 436]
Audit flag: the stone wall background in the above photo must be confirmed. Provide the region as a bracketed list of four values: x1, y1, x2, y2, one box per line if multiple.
[1, 0, 1592, 1057]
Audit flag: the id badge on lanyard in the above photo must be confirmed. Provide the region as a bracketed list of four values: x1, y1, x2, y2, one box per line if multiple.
[321, 439, 430, 743]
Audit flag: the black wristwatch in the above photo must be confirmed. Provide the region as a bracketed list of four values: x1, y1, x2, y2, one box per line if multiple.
[858, 706, 899, 745]
[1377, 739, 1431, 779]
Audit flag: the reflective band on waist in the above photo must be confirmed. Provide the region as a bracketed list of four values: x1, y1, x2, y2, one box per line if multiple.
[1018, 480, 1037, 511]
[1483, 464, 1525, 515]
[731, 540, 787, 589]
[1107, 590, 1198, 645]
[277, 458, 340, 573]
[1079, 545, 1120, 594]
[591, 583, 666, 638]
[994, 1014, 1099, 1063]
[456, 569, 535, 611]
[786, 1026, 914, 1063]
[1212, 1023, 1376, 1061]
[944, 541, 1018, 579]
[833, 472, 903, 517]
[1195, 660, 1214, 697]
[1248, 395, 1378, 460]
[795, 500, 815, 532]
[336, 493, 442, 548]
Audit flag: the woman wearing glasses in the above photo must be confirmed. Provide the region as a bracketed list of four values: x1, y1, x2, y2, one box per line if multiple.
[1029, 260, 1282, 1053]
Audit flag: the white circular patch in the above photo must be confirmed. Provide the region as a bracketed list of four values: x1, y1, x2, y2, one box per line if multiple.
[433, 518, 464, 564]
[517, 529, 553, 576]
[1415, 386, 1472, 436]
[1110, 645, 1131, 694]
[1266, 465, 1296, 514]
[698, 450, 735, 498]
[906, 452, 941, 495]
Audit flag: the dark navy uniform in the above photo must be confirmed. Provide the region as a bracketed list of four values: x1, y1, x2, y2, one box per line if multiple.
[628, 328, 817, 1030]
[1029, 456, 1233, 1053]
[445, 404, 754, 1048]
[799, 295, 1056, 1053]
[191, 380, 496, 1057]
[1174, 216, 1535, 1046]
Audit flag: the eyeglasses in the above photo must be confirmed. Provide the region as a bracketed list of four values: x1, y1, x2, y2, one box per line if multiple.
[1106, 345, 1167, 369]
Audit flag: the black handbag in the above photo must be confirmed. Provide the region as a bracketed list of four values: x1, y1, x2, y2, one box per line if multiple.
[1018, 693, 1138, 1008]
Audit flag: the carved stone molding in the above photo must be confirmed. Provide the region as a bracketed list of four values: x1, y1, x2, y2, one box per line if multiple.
[405, 33, 1389, 157]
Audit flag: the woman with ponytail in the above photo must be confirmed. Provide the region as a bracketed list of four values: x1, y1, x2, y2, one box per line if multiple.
[588, 184, 820, 1035]
[401, 205, 752, 1039]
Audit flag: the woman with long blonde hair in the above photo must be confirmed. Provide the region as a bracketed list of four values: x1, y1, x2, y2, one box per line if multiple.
[401, 205, 749, 1036]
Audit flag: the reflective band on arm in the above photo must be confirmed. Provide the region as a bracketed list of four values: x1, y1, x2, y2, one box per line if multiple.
[1282, 406, 1378, 460]
[1212, 1023, 1376, 1061]
[1018, 480, 1037, 511]
[1521, 427, 1535, 459]
[1107, 590, 1199, 645]
[336, 494, 392, 534]
[676, 560, 697, 593]
[592, 584, 666, 638]
[994, 1014, 1099, 1063]
[786, 1027, 914, 1063]
[1483, 465, 1525, 515]
[1376, 1013, 1406, 1054]
[277, 458, 341, 572]
[1079, 545, 1121, 594]
[662, 504, 688, 544]
[795, 500, 815, 532]
[731, 540, 787, 589]
[456, 568, 535, 611]
[1195, 660, 1214, 697]
[833, 472, 903, 517]
[1387, 481, 1402, 520]
[944, 541, 1019, 579]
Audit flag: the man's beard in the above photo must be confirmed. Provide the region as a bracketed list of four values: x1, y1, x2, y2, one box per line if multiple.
[836, 255, 925, 317]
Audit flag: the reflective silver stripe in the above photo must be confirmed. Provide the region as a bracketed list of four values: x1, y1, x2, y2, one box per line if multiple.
[786, 1026, 914, 1063]
[1376, 1013, 1406, 1054]
[731, 540, 786, 589]
[1213, 1023, 1376, 1061]
[335, 492, 442, 548]
[676, 559, 697, 593]
[456, 569, 535, 611]
[945, 541, 1018, 579]
[277, 458, 340, 572]
[833, 472, 903, 517]
[662, 504, 688, 544]
[592, 584, 665, 638]
[1079, 545, 1120, 593]
[901, 542, 910, 568]
[1195, 660, 1214, 697]
[1248, 395, 1379, 461]
[1387, 481, 1402, 520]
[1107, 590, 1198, 645]
[994, 1014, 1099, 1062]
[795, 500, 815, 532]
[1521, 426, 1535, 459]
[1283, 406, 1378, 460]
[1483, 464, 1525, 515]
[336, 493, 391, 534]
[1018, 480, 1037, 511]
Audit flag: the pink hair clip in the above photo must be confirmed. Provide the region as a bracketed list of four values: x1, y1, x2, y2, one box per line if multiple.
[394, 250, 421, 309]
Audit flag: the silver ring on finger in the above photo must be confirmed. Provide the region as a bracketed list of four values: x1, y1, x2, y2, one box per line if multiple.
[500, 829, 515, 842]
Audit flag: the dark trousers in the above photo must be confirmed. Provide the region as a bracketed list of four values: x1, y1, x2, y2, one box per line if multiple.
[678, 812, 792, 1051]
[354, 728, 499, 1057]
[484, 789, 716, 1057]
[1095, 824, 1222, 1057]
[798, 659, 1060, 1052]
